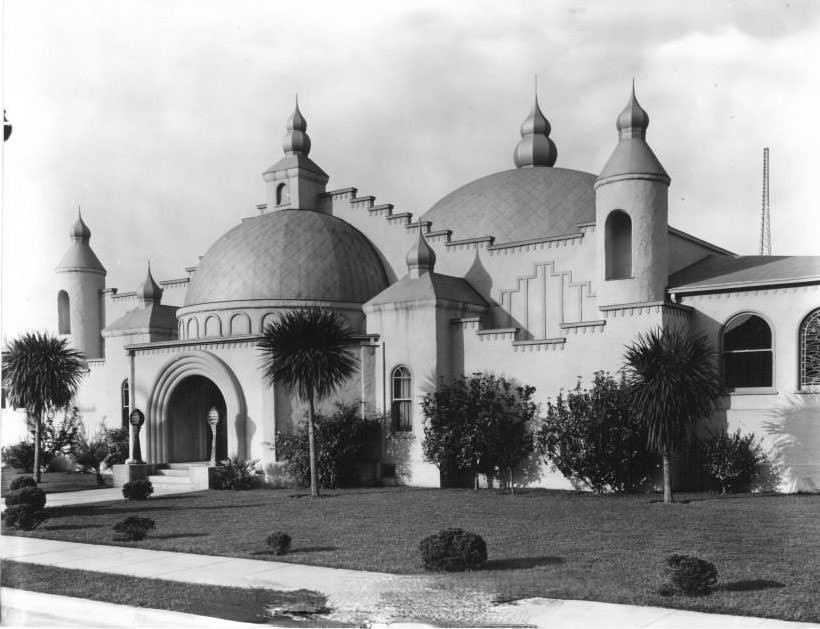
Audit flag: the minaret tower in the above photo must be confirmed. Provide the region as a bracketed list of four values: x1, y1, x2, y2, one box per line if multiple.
[55, 211, 106, 358]
[262, 97, 329, 212]
[595, 84, 671, 307]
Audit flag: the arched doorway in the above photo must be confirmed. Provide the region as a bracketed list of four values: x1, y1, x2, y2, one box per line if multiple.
[166, 375, 228, 463]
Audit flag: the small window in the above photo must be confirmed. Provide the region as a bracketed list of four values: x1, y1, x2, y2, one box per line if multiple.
[723, 314, 773, 389]
[605, 210, 632, 280]
[58, 290, 71, 334]
[121, 379, 130, 429]
[799, 308, 820, 389]
[391, 366, 412, 432]
[276, 183, 290, 205]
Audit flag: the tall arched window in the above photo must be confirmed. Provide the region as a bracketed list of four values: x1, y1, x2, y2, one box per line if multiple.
[58, 290, 71, 334]
[276, 183, 290, 205]
[723, 314, 773, 389]
[391, 366, 412, 432]
[799, 308, 820, 389]
[605, 210, 632, 280]
[121, 379, 130, 428]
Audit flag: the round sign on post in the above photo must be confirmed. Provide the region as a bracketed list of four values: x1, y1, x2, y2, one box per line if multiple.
[128, 409, 145, 464]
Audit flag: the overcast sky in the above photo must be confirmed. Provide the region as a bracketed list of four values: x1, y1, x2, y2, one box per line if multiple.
[2, 0, 819, 340]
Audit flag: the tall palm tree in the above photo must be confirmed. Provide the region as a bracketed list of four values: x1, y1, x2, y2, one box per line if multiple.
[257, 308, 358, 497]
[623, 327, 720, 504]
[2, 332, 86, 482]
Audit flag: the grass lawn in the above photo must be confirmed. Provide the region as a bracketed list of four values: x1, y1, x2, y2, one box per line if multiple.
[1, 470, 112, 496]
[5, 486, 820, 623]
[1, 560, 333, 625]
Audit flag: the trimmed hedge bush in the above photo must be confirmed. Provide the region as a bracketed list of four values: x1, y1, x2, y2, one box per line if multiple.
[9, 476, 38, 491]
[661, 554, 718, 595]
[5, 486, 47, 511]
[2, 504, 45, 530]
[1, 441, 35, 472]
[122, 479, 154, 501]
[266, 531, 292, 555]
[113, 516, 155, 541]
[419, 528, 487, 572]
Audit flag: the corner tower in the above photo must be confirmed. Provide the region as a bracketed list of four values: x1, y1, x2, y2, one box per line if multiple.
[262, 98, 329, 212]
[594, 84, 670, 306]
[55, 211, 106, 358]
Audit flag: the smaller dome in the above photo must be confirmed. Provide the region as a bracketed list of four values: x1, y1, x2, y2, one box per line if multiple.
[406, 230, 436, 276]
[616, 82, 649, 139]
[70, 212, 91, 240]
[137, 264, 163, 302]
[513, 95, 557, 168]
[282, 98, 312, 155]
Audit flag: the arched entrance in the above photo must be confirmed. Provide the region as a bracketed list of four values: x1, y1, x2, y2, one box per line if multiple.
[166, 375, 228, 463]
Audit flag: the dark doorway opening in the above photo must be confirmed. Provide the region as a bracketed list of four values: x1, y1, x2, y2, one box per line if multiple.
[166, 375, 228, 463]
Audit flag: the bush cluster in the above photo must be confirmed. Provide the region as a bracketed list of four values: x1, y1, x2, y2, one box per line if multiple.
[5, 486, 47, 511]
[216, 457, 261, 490]
[3, 482, 47, 531]
[660, 554, 718, 595]
[702, 429, 768, 493]
[266, 531, 292, 555]
[1, 441, 35, 472]
[419, 528, 487, 572]
[113, 516, 155, 541]
[275, 404, 380, 489]
[2, 505, 45, 530]
[9, 476, 38, 491]
[122, 479, 153, 501]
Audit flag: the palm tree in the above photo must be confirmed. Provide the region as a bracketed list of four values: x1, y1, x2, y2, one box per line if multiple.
[623, 327, 720, 504]
[2, 332, 86, 482]
[257, 308, 358, 497]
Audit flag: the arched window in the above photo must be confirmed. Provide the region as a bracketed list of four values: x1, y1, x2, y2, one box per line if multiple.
[605, 210, 632, 280]
[58, 290, 71, 334]
[276, 183, 290, 205]
[799, 308, 820, 388]
[121, 379, 130, 428]
[723, 314, 773, 389]
[187, 317, 199, 339]
[204, 315, 221, 337]
[391, 366, 412, 432]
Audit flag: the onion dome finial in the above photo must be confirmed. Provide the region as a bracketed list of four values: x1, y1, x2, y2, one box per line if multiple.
[406, 229, 436, 277]
[616, 80, 650, 140]
[137, 261, 163, 303]
[282, 95, 312, 156]
[70, 206, 91, 241]
[513, 88, 557, 168]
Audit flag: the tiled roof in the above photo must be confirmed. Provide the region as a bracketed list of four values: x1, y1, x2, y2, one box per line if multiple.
[56, 243, 106, 273]
[104, 304, 177, 333]
[669, 255, 820, 292]
[421, 167, 596, 244]
[366, 272, 488, 308]
[184, 210, 388, 306]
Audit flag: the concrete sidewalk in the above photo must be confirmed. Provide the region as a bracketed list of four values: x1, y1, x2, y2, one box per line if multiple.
[3, 535, 819, 628]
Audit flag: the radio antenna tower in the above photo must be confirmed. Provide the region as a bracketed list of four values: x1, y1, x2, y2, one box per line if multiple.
[759, 147, 771, 255]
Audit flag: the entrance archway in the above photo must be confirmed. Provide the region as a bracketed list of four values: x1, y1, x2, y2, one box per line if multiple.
[166, 375, 227, 463]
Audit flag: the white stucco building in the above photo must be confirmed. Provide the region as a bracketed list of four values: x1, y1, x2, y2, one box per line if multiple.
[50, 87, 820, 491]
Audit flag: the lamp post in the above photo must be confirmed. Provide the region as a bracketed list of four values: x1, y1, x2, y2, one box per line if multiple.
[207, 407, 219, 466]
[128, 409, 145, 464]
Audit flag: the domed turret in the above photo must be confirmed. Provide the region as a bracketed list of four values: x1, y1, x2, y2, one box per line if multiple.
[616, 82, 650, 140]
[282, 98, 312, 156]
[406, 230, 436, 278]
[137, 263, 163, 305]
[70, 213, 92, 240]
[513, 92, 557, 168]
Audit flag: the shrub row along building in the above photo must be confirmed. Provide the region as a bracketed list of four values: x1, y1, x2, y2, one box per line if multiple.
[54, 87, 820, 491]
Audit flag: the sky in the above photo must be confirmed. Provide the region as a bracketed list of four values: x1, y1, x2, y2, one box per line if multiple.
[2, 0, 819, 340]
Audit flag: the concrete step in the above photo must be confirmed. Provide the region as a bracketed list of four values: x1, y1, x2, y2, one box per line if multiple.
[146, 474, 191, 485]
[154, 468, 189, 477]
[167, 462, 209, 470]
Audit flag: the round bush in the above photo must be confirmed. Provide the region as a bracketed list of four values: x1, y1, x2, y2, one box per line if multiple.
[113, 516, 155, 541]
[122, 479, 154, 500]
[5, 486, 47, 511]
[661, 554, 718, 595]
[9, 476, 38, 491]
[266, 531, 292, 555]
[2, 504, 45, 530]
[419, 528, 487, 572]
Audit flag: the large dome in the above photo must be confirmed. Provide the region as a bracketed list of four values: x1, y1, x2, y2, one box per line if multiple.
[422, 167, 596, 244]
[184, 210, 388, 307]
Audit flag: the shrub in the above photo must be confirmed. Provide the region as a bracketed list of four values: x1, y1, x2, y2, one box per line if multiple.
[113, 516, 155, 541]
[2, 504, 45, 530]
[5, 486, 47, 511]
[1, 441, 35, 472]
[275, 404, 381, 489]
[9, 476, 38, 491]
[122, 479, 153, 500]
[266, 531, 292, 555]
[702, 429, 767, 493]
[419, 528, 487, 572]
[536, 372, 656, 493]
[102, 427, 129, 468]
[216, 457, 261, 490]
[660, 554, 718, 595]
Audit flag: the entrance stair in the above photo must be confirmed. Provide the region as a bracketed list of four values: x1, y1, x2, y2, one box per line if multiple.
[146, 462, 212, 493]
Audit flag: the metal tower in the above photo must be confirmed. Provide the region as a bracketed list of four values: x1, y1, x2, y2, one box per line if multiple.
[759, 147, 771, 255]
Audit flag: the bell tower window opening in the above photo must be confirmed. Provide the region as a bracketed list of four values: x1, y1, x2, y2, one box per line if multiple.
[605, 210, 632, 280]
[723, 313, 773, 389]
[391, 366, 412, 432]
[121, 379, 130, 428]
[276, 183, 290, 206]
[58, 290, 71, 334]
[799, 308, 820, 389]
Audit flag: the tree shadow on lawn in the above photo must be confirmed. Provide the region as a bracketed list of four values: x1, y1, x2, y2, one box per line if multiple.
[47, 502, 270, 518]
[151, 532, 211, 540]
[252, 546, 339, 556]
[718, 579, 786, 592]
[483, 556, 565, 571]
[42, 524, 106, 531]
